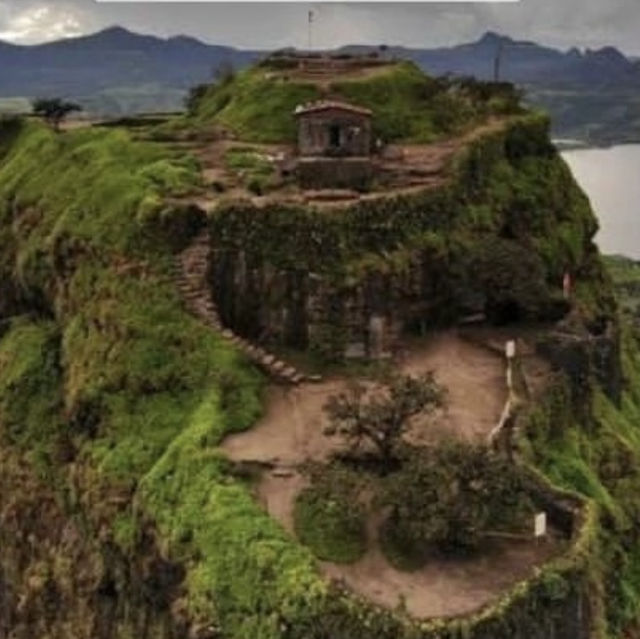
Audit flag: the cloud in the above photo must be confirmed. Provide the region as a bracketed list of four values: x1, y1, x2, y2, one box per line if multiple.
[0, 4, 84, 43]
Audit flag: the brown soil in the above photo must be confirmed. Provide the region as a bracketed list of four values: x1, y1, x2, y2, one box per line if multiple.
[221, 330, 560, 619]
[168, 118, 510, 212]
[322, 530, 562, 618]
[221, 331, 508, 467]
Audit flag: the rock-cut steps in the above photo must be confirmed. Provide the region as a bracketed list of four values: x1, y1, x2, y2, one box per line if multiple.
[175, 230, 307, 385]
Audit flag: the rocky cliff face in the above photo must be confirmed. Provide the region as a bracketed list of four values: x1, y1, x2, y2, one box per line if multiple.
[0, 450, 189, 639]
[207, 115, 610, 364]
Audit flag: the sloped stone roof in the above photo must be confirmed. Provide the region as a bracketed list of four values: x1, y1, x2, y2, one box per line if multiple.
[294, 100, 373, 117]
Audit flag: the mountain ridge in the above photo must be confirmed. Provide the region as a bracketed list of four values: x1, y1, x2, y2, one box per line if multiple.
[1, 26, 637, 95]
[1, 27, 639, 145]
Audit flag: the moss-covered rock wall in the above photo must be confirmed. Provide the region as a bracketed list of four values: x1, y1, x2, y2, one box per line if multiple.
[207, 114, 611, 361]
[0, 106, 634, 639]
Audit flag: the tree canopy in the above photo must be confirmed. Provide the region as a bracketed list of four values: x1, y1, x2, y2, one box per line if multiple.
[32, 98, 81, 131]
[381, 442, 531, 565]
[323, 373, 444, 469]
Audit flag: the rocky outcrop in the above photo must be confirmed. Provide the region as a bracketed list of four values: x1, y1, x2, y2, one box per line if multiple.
[536, 318, 622, 406]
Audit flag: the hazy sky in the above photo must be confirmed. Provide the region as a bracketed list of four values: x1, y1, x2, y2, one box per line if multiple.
[0, 0, 639, 54]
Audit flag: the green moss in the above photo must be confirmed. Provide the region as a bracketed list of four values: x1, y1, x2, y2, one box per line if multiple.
[520, 330, 640, 634]
[139, 388, 326, 634]
[293, 484, 366, 564]
[209, 114, 607, 338]
[224, 146, 276, 193]
[0, 117, 329, 638]
[0, 318, 63, 463]
[0, 122, 199, 264]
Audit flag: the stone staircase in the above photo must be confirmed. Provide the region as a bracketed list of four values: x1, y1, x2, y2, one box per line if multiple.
[175, 230, 308, 385]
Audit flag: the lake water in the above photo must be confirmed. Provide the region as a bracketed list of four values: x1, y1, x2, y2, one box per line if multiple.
[563, 145, 640, 259]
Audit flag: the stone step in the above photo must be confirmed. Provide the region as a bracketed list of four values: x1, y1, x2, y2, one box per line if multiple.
[194, 299, 216, 309]
[282, 366, 298, 379]
[176, 231, 309, 387]
[253, 347, 267, 359]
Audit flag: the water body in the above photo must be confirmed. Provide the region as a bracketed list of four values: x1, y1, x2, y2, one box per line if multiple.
[563, 145, 640, 260]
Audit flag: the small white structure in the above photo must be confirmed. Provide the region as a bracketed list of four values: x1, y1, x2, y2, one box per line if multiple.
[534, 511, 547, 538]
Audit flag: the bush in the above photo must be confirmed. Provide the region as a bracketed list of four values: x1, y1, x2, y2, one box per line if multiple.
[381, 443, 531, 566]
[293, 465, 367, 563]
[468, 236, 551, 323]
[224, 147, 275, 195]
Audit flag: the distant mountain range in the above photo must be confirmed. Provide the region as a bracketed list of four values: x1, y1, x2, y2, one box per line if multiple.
[1, 27, 639, 146]
[347, 32, 640, 90]
[0, 27, 257, 97]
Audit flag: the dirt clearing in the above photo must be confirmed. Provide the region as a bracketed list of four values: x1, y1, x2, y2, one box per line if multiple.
[221, 329, 560, 619]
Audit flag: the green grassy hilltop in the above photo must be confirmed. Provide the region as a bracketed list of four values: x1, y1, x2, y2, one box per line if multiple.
[185, 59, 521, 144]
[1, 60, 640, 638]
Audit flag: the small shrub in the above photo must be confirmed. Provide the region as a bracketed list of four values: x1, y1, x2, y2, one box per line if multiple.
[247, 176, 266, 195]
[293, 465, 367, 563]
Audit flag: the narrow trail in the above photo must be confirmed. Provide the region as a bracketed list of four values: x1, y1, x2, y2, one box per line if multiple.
[175, 229, 308, 385]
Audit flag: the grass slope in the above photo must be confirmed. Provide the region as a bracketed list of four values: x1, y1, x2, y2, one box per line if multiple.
[0, 117, 325, 637]
[190, 61, 520, 144]
[0, 105, 637, 639]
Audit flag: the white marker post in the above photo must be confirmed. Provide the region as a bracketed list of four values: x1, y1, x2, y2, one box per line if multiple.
[534, 512, 547, 540]
[506, 339, 516, 389]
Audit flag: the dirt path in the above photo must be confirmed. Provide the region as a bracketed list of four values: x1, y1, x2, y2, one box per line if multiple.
[222, 331, 507, 468]
[223, 331, 510, 547]
[223, 332, 506, 467]
[322, 530, 561, 618]
[221, 330, 564, 619]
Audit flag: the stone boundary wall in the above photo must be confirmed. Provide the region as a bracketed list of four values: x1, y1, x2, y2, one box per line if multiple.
[480, 335, 585, 540]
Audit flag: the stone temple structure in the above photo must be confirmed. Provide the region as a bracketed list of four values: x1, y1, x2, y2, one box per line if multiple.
[293, 100, 374, 190]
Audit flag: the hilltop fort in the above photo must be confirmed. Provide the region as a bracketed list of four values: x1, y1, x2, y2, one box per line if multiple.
[0, 53, 637, 639]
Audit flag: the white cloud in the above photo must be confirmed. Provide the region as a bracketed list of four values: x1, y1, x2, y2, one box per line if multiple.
[0, 4, 83, 43]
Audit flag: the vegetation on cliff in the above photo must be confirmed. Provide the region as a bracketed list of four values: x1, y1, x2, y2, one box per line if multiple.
[0, 116, 325, 637]
[0, 62, 639, 639]
[208, 113, 612, 359]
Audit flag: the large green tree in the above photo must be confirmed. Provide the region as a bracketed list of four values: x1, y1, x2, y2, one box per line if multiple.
[323, 374, 444, 469]
[381, 443, 530, 565]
